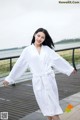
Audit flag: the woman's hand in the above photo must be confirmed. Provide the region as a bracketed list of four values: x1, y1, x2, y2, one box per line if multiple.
[3, 80, 9, 87]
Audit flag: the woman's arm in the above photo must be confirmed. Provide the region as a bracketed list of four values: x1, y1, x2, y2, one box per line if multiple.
[3, 48, 29, 86]
[49, 48, 76, 76]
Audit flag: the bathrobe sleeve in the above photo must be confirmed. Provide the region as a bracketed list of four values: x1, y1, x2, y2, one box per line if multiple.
[5, 48, 29, 84]
[48, 47, 74, 76]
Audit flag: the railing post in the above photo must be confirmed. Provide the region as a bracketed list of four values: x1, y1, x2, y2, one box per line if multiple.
[72, 48, 77, 70]
[10, 58, 12, 71]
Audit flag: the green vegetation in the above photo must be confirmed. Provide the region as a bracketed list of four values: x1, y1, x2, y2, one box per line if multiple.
[58, 49, 80, 64]
[0, 59, 16, 77]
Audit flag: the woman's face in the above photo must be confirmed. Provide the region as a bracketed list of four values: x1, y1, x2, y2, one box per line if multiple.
[34, 32, 45, 46]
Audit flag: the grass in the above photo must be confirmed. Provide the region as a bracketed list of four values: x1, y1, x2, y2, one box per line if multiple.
[0, 60, 15, 77]
[0, 49, 80, 77]
[57, 49, 80, 64]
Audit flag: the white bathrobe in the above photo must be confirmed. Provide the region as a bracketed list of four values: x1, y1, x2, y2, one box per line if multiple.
[5, 44, 74, 116]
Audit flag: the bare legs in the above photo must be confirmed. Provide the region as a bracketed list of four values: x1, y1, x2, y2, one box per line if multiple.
[47, 115, 61, 120]
[52, 115, 61, 120]
[47, 116, 52, 120]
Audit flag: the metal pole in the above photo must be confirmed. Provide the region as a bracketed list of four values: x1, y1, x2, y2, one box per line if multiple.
[10, 58, 12, 71]
[72, 48, 77, 70]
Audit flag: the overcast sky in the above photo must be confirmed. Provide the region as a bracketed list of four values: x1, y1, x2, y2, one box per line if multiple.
[0, 0, 80, 49]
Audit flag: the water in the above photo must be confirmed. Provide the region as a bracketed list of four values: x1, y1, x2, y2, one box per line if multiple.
[55, 42, 80, 51]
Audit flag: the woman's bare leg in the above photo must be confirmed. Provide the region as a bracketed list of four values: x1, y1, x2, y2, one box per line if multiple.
[47, 116, 52, 120]
[52, 115, 60, 120]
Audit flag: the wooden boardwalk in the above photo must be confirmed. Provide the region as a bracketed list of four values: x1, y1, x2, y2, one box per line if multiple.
[0, 69, 80, 120]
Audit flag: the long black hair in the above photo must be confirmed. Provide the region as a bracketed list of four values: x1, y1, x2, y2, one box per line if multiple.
[31, 28, 54, 49]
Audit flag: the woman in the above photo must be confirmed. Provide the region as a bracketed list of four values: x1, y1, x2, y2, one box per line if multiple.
[3, 28, 76, 120]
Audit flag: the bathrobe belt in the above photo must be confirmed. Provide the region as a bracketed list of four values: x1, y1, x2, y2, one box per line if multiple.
[33, 70, 54, 77]
[32, 70, 55, 90]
